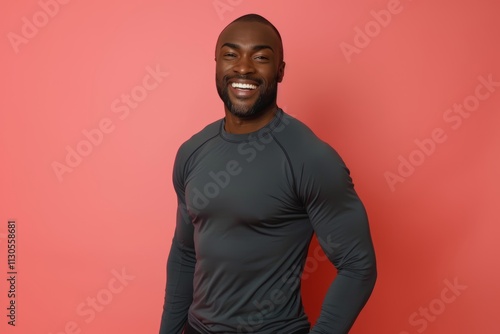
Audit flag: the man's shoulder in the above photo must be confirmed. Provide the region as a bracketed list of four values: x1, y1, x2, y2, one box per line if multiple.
[175, 118, 222, 162]
[276, 114, 345, 170]
[278, 111, 337, 157]
[183, 118, 222, 145]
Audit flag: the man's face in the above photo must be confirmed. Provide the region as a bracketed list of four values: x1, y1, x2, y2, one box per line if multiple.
[215, 21, 285, 119]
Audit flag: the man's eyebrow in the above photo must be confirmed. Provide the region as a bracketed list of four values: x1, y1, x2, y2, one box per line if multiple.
[221, 42, 274, 52]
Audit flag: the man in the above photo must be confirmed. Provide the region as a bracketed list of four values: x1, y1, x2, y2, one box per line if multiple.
[159, 14, 377, 334]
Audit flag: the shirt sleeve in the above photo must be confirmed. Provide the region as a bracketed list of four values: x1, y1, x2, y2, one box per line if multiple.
[297, 143, 377, 334]
[159, 150, 196, 334]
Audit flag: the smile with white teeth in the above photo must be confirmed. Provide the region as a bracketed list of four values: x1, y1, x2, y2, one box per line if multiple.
[231, 82, 257, 90]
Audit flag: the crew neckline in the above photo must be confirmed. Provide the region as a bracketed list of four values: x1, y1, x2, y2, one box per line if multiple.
[219, 108, 285, 142]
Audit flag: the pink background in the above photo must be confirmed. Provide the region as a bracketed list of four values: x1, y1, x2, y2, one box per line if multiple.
[1, 0, 499, 333]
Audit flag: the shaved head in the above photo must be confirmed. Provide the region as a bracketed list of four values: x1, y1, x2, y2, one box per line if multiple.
[217, 14, 284, 62]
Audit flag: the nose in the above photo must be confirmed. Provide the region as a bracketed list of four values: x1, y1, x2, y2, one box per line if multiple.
[233, 55, 255, 75]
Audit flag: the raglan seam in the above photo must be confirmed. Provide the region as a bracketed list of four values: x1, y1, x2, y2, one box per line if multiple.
[270, 132, 301, 208]
[180, 123, 223, 184]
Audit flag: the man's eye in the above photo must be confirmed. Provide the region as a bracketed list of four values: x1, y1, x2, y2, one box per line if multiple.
[255, 56, 269, 61]
[224, 53, 236, 58]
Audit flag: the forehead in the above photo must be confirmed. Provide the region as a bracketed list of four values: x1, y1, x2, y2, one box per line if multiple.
[216, 21, 281, 50]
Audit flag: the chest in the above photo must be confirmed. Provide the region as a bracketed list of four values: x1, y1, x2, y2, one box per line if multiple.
[184, 142, 303, 224]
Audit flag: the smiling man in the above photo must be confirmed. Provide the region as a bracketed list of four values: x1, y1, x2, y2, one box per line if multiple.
[159, 14, 377, 334]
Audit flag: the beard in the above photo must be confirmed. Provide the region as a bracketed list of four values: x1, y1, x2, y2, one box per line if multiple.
[216, 74, 278, 119]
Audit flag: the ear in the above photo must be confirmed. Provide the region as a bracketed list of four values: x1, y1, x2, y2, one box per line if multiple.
[277, 61, 286, 83]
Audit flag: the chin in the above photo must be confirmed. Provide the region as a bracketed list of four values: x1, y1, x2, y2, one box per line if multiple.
[229, 107, 256, 118]
[226, 98, 258, 117]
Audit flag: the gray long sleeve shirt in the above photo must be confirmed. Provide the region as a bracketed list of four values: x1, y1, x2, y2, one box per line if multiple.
[160, 109, 377, 334]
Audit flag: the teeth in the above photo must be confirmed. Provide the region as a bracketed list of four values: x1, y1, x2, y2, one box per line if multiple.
[231, 82, 257, 90]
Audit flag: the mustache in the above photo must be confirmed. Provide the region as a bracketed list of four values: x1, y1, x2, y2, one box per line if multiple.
[224, 75, 263, 85]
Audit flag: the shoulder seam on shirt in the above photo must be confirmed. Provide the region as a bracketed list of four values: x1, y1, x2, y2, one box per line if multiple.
[270, 132, 300, 203]
[181, 125, 222, 184]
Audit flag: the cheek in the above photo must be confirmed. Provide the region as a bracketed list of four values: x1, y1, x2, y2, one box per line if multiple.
[216, 67, 233, 84]
[215, 71, 226, 86]
[258, 66, 279, 82]
[215, 61, 227, 75]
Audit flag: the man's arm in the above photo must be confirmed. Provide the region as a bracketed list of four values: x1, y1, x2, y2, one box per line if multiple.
[159, 151, 196, 334]
[299, 144, 377, 334]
